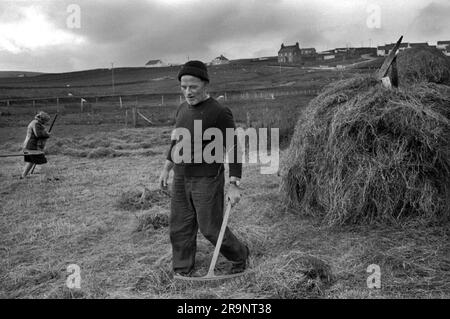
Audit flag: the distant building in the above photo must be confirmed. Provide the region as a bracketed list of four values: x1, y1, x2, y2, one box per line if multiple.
[278, 42, 317, 63]
[300, 48, 316, 55]
[354, 47, 377, 56]
[437, 41, 450, 51]
[300, 48, 317, 62]
[250, 56, 278, 63]
[278, 42, 301, 63]
[436, 41, 450, 56]
[210, 55, 230, 65]
[437, 41, 450, 50]
[145, 59, 169, 68]
[377, 43, 409, 56]
[408, 42, 429, 49]
[334, 47, 351, 54]
[317, 51, 335, 60]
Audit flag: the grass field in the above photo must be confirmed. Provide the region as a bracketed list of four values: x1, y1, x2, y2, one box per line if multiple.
[1, 102, 448, 299]
[0, 58, 448, 299]
[0, 60, 357, 100]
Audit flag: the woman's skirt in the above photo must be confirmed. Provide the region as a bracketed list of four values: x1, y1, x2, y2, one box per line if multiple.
[24, 154, 47, 165]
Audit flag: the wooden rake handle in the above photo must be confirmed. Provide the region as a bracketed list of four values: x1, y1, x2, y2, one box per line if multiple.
[206, 200, 233, 277]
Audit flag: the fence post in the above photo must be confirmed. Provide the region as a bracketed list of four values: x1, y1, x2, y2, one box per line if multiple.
[132, 107, 137, 128]
[57, 97, 59, 112]
[125, 109, 128, 127]
[161, 95, 164, 106]
[119, 96, 123, 109]
[224, 92, 227, 101]
[246, 112, 251, 128]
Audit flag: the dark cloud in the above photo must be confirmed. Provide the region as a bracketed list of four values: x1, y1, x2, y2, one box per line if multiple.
[46, 0, 329, 67]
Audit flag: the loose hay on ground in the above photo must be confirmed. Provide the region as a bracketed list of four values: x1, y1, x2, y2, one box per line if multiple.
[252, 251, 334, 298]
[134, 213, 169, 232]
[116, 187, 170, 211]
[87, 146, 117, 159]
[281, 75, 450, 226]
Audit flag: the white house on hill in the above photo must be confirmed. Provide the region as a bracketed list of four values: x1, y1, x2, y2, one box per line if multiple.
[437, 41, 450, 50]
[145, 59, 169, 68]
[210, 55, 229, 65]
[437, 41, 450, 56]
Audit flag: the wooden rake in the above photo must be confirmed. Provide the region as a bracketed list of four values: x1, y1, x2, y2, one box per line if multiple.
[173, 200, 253, 285]
[0, 150, 44, 158]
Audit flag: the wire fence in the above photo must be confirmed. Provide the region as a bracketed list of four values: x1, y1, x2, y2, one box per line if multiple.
[0, 86, 321, 112]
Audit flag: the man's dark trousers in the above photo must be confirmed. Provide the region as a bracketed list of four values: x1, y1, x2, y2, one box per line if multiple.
[170, 169, 248, 274]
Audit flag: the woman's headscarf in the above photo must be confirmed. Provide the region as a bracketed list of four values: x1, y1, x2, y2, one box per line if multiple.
[35, 111, 51, 124]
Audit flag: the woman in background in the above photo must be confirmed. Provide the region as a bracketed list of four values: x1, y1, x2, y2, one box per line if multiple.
[21, 111, 51, 178]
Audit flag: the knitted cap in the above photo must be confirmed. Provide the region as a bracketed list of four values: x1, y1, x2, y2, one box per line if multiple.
[177, 60, 209, 82]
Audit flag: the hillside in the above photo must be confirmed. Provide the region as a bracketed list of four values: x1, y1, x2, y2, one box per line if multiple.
[0, 71, 44, 78]
[0, 50, 448, 299]
[0, 60, 364, 100]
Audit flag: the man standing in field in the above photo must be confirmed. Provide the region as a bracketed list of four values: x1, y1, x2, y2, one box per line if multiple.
[159, 60, 249, 276]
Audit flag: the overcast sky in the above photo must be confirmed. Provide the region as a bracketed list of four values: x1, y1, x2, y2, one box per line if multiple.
[0, 0, 449, 72]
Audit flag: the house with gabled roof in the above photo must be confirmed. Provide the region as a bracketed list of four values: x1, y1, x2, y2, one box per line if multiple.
[278, 42, 301, 63]
[210, 55, 229, 65]
[278, 42, 317, 63]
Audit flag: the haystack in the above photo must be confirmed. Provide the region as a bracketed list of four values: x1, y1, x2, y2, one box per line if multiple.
[397, 47, 450, 84]
[281, 75, 450, 226]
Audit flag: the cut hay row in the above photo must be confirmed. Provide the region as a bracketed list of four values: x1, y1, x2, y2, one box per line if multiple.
[1, 127, 170, 158]
[281, 75, 450, 226]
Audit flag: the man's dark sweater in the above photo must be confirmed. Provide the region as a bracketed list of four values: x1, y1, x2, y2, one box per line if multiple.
[167, 97, 242, 178]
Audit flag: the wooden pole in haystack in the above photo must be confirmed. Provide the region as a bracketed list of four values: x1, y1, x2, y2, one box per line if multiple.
[389, 56, 399, 88]
[377, 35, 403, 89]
